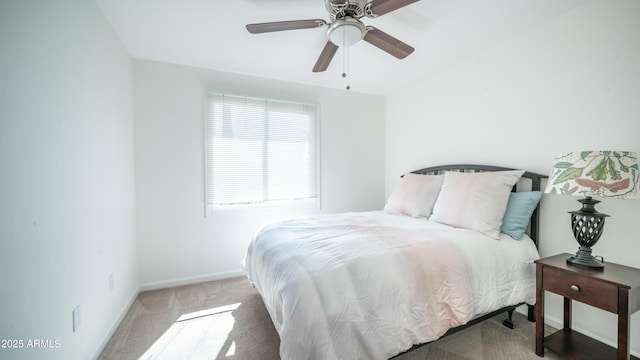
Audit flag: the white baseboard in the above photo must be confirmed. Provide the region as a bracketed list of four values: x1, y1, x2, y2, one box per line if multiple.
[515, 304, 529, 316]
[89, 286, 140, 360]
[139, 269, 245, 292]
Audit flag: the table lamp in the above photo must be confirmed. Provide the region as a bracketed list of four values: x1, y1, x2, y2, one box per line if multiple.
[544, 151, 639, 269]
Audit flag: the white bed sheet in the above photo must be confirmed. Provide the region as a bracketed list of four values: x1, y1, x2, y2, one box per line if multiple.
[243, 211, 540, 360]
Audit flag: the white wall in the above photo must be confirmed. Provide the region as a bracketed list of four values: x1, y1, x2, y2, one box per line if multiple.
[386, 0, 639, 355]
[133, 60, 385, 288]
[0, 1, 137, 359]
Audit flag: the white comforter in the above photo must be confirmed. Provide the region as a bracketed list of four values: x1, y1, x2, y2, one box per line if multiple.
[243, 211, 539, 360]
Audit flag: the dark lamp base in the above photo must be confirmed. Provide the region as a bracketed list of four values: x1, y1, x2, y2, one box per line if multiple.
[566, 246, 604, 269]
[566, 197, 608, 270]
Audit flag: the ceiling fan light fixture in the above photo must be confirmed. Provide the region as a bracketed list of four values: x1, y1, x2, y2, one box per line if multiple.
[328, 18, 365, 47]
[247, 0, 420, 73]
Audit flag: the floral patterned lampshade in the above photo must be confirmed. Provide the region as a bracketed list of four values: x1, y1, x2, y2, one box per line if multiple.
[544, 151, 639, 269]
[545, 151, 639, 200]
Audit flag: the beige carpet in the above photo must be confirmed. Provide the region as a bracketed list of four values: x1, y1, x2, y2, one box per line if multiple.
[99, 276, 560, 360]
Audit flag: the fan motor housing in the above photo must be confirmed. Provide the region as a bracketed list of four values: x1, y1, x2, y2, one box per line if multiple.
[325, 0, 372, 21]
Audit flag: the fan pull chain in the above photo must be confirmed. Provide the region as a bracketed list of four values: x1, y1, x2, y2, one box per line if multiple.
[341, 53, 351, 90]
[341, 27, 350, 90]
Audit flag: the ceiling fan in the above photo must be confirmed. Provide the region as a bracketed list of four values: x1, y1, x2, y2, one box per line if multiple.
[246, 0, 419, 73]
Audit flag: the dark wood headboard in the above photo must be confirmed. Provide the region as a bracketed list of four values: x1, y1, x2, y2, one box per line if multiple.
[409, 164, 548, 247]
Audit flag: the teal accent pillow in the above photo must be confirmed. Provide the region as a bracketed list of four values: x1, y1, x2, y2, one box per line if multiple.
[500, 191, 542, 240]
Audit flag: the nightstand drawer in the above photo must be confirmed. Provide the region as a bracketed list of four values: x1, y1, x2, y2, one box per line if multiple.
[543, 267, 618, 313]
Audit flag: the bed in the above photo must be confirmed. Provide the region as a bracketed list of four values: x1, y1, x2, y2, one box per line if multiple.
[243, 164, 547, 359]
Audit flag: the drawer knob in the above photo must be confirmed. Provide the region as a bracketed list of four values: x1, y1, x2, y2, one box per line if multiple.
[570, 285, 580, 292]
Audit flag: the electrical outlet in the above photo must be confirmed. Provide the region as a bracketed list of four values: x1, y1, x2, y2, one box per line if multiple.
[109, 273, 115, 292]
[72, 305, 81, 332]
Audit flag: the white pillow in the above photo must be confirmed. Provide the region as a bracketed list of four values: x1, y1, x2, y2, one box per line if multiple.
[430, 170, 525, 239]
[384, 173, 444, 218]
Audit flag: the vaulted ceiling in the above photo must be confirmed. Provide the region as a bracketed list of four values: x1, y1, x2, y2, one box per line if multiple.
[96, 0, 588, 95]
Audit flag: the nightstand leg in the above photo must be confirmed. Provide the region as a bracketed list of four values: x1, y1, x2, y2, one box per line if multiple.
[618, 288, 630, 360]
[536, 264, 544, 356]
[563, 297, 572, 330]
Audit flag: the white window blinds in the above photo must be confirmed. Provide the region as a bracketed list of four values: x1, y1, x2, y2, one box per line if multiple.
[205, 94, 319, 206]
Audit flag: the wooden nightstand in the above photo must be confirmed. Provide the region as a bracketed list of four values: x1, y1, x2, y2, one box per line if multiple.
[535, 253, 640, 360]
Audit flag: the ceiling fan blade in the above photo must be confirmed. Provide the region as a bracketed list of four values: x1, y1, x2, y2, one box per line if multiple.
[312, 41, 339, 72]
[363, 26, 414, 59]
[367, 0, 420, 17]
[246, 19, 326, 34]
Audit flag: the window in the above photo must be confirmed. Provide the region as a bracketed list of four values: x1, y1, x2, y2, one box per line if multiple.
[205, 94, 319, 207]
